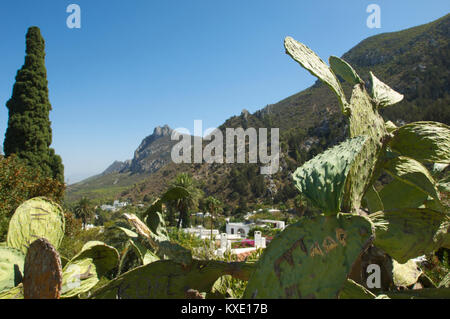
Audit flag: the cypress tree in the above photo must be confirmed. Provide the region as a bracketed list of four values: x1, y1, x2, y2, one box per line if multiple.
[3, 27, 64, 183]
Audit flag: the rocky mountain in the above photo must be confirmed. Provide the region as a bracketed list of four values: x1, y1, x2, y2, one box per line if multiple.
[66, 14, 450, 206]
[101, 124, 176, 175]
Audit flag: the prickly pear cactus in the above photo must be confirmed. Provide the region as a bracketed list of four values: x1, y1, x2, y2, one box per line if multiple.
[329, 56, 363, 86]
[128, 240, 159, 265]
[384, 156, 441, 202]
[292, 136, 368, 214]
[243, 214, 373, 299]
[61, 241, 118, 298]
[7, 197, 65, 254]
[338, 279, 376, 299]
[92, 260, 254, 299]
[284, 37, 396, 213]
[0, 246, 25, 293]
[284, 37, 348, 112]
[378, 179, 428, 211]
[23, 238, 62, 299]
[123, 213, 192, 265]
[369, 72, 404, 108]
[389, 121, 450, 164]
[0, 283, 24, 299]
[370, 208, 449, 263]
[343, 83, 387, 212]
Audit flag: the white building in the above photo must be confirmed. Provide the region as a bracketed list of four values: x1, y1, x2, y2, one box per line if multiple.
[225, 222, 251, 238]
[100, 200, 128, 212]
[183, 225, 220, 240]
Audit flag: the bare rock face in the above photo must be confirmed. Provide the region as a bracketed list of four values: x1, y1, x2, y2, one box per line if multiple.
[23, 238, 62, 299]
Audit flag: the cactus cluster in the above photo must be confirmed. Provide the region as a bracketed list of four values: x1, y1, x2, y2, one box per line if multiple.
[0, 197, 119, 299]
[244, 37, 449, 298]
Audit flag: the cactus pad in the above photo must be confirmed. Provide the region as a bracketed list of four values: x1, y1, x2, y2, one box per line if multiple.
[92, 260, 254, 299]
[0, 284, 24, 299]
[343, 84, 387, 212]
[23, 238, 62, 299]
[284, 37, 347, 112]
[61, 257, 99, 298]
[338, 279, 376, 299]
[329, 56, 363, 86]
[61, 241, 119, 298]
[379, 179, 428, 210]
[362, 185, 383, 213]
[7, 197, 65, 254]
[384, 156, 440, 202]
[389, 121, 450, 164]
[243, 214, 374, 298]
[371, 208, 449, 263]
[369, 72, 404, 108]
[72, 241, 119, 277]
[123, 213, 192, 265]
[0, 246, 25, 293]
[292, 136, 369, 214]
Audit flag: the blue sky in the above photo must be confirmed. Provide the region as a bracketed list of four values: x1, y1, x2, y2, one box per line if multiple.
[0, 1, 449, 183]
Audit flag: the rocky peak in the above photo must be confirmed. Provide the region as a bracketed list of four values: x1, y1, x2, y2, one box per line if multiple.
[153, 124, 172, 137]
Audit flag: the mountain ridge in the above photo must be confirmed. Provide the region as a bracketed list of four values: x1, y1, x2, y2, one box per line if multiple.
[66, 14, 450, 206]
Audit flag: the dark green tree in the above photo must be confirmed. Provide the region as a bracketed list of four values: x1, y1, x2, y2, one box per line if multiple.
[3, 26, 64, 183]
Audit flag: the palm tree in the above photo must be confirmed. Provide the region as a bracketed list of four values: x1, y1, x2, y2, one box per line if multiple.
[205, 196, 222, 241]
[74, 197, 94, 229]
[168, 173, 202, 229]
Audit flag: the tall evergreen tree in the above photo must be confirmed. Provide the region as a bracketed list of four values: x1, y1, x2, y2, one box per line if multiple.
[3, 26, 64, 183]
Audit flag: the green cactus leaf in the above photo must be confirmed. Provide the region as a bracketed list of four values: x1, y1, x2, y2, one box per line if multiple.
[384, 156, 440, 201]
[91, 260, 254, 299]
[72, 241, 119, 277]
[343, 84, 387, 212]
[383, 288, 450, 299]
[243, 214, 374, 299]
[123, 213, 192, 265]
[6, 197, 65, 255]
[0, 246, 25, 293]
[329, 56, 363, 85]
[363, 185, 384, 213]
[338, 279, 376, 299]
[0, 284, 24, 299]
[371, 208, 449, 263]
[284, 37, 347, 111]
[379, 179, 428, 210]
[146, 211, 169, 240]
[60, 241, 119, 298]
[392, 259, 422, 287]
[389, 121, 450, 164]
[157, 240, 193, 265]
[128, 240, 159, 265]
[370, 72, 404, 107]
[292, 136, 369, 214]
[117, 226, 138, 238]
[61, 257, 99, 298]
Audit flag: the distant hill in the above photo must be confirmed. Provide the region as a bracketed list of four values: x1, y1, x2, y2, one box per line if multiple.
[66, 14, 450, 208]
